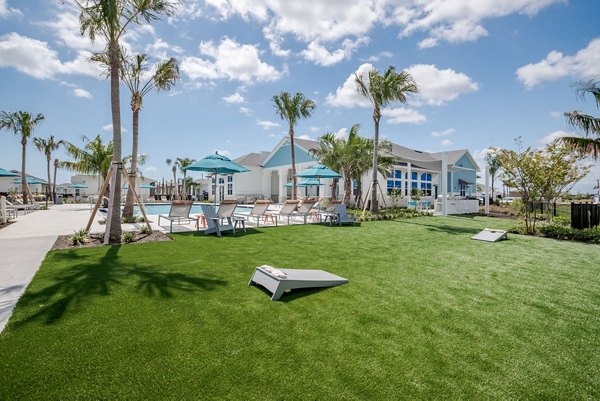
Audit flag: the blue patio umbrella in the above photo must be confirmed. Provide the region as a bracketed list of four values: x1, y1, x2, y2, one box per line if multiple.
[123, 183, 154, 189]
[69, 184, 88, 189]
[185, 153, 249, 202]
[13, 177, 46, 185]
[295, 164, 341, 196]
[0, 167, 17, 177]
[284, 178, 325, 187]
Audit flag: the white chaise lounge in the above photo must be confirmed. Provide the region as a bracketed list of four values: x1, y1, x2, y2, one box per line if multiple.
[248, 265, 349, 301]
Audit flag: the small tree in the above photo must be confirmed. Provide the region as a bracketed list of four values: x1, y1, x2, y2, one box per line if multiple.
[485, 147, 501, 200]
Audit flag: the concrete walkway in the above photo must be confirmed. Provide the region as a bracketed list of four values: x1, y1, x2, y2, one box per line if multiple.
[0, 203, 318, 332]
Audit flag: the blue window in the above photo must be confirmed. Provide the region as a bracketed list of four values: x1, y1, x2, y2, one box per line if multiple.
[227, 175, 233, 183]
[395, 181, 401, 188]
[411, 181, 418, 189]
[411, 172, 418, 180]
[394, 170, 402, 179]
[421, 173, 432, 181]
[218, 177, 225, 184]
[387, 180, 394, 188]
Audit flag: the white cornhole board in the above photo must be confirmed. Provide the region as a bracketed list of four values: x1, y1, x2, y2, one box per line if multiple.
[249, 265, 349, 301]
[471, 228, 508, 242]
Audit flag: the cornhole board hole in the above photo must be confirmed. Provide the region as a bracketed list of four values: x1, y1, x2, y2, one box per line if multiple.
[471, 228, 508, 242]
[249, 265, 349, 301]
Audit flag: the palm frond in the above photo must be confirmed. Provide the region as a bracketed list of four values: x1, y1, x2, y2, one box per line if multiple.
[558, 136, 600, 161]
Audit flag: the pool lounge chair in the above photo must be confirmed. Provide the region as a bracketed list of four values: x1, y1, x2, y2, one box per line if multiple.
[240, 200, 276, 227]
[276, 200, 300, 225]
[330, 204, 355, 226]
[158, 200, 194, 233]
[217, 199, 238, 221]
[201, 204, 234, 237]
[318, 199, 341, 224]
[249, 265, 349, 301]
[294, 198, 318, 224]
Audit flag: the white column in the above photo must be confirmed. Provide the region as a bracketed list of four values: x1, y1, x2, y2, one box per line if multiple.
[441, 152, 448, 216]
[484, 165, 490, 215]
[450, 171, 454, 195]
[407, 162, 412, 202]
[1, 196, 6, 224]
[278, 169, 286, 203]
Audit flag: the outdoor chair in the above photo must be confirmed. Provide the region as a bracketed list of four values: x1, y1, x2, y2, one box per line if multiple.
[294, 198, 318, 224]
[276, 200, 300, 225]
[329, 204, 356, 226]
[239, 199, 277, 227]
[157, 200, 194, 233]
[319, 200, 341, 224]
[201, 204, 235, 237]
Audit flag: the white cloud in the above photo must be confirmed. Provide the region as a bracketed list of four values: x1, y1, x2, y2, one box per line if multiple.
[441, 139, 453, 146]
[102, 124, 128, 133]
[309, 126, 321, 132]
[239, 107, 253, 115]
[144, 166, 158, 173]
[325, 63, 374, 108]
[0, 33, 101, 79]
[397, 0, 565, 48]
[382, 107, 426, 124]
[301, 37, 369, 66]
[363, 50, 393, 62]
[257, 120, 280, 129]
[406, 64, 479, 106]
[431, 128, 455, 137]
[334, 127, 348, 139]
[223, 92, 245, 104]
[146, 38, 184, 59]
[181, 38, 282, 83]
[73, 88, 93, 99]
[517, 38, 600, 88]
[297, 134, 313, 140]
[549, 111, 562, 118]
[0, 0, 22, 18]
[41, 8, 104, 52]
[538, 130, 576, 145]
[213, 149, 231, 157]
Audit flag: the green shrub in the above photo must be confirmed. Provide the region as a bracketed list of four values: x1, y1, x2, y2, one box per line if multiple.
[553, 216, 571, 226]
[538, 223, 600, 244]
[350, 207, 428, 222]
[70, 229, 88, 246]
[122, 232, 135, 244]
[508, 221, 528, 235]
[139, 224, 151, 234]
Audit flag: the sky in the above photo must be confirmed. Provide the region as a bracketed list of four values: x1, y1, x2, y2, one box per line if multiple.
[0, 0, 599, 193]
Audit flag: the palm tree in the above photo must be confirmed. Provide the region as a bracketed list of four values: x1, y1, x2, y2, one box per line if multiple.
[0, 111, 45, 204]
[485, 148, 501, 200]
[166, 159, 178, 200]
[122, 54, 180, 219]
[560, 80, 600, 160]
[355, 66, 418, 212]
[272, 92, 316, 200]
[351, 136, 394, 208]
[61, 135, 114, 185]
[53, 158, 60, 201]
[33, 135, 63, 203]
[76, 0, 176, 243]
[176, 157, 196, 199]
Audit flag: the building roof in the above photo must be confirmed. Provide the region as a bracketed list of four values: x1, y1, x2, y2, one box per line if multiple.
[9, 170, 48, 183]
[234, 151, 270, 167]
[294, 137, 320, 152]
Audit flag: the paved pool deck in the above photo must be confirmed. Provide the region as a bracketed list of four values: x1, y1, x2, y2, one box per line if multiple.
[0, 203, 316, 332]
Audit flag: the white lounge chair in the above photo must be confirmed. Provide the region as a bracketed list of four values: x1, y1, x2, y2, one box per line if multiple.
[201, 204, 234, 237]
[294, 198, 318, 224]
[276, 200, 300, 225]
[249, 265, 349, 301]
[240, 200, 276, 227]
[330, 204, 355, 226]
[157, 200, 195, 233]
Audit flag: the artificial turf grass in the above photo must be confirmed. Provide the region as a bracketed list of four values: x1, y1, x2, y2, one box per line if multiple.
[1, 216, 599, 399]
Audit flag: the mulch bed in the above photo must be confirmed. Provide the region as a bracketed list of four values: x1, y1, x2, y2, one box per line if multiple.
[0, 221, 15, 230]
[51, 231, 172, 251]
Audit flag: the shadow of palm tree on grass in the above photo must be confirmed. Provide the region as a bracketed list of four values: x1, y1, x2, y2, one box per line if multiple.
[393, 219, 481, 235]
[14, 245, 227, 327]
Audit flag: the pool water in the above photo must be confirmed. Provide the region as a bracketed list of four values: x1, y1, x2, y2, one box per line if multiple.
[134, 203, 252, 216]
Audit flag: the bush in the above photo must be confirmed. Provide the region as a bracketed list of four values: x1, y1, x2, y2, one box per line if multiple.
[122, 232, 135, 244]
[539, 222, 600, 244]
[351, 207, 428, 223]
[70, 229, 88, 246]
[139, 224, 151, 234]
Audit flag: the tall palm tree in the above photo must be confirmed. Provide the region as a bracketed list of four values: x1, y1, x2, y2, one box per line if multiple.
[33, 135, 63, 203]
[351, 136, 394, 208]
[53, 158, 60, 201]
[176, 157, 195, 199]
[76, 0, 176, 243]
[166, 158, 178, 199]
[485, 147, 501, 200]
[355, 66, 418, 212]
[272, 92, 316, 200]
[0, 111, 45, 204]
[122, 54, 180, 219]
[61, 135, 114, 184]
[560, 80, 600, 160]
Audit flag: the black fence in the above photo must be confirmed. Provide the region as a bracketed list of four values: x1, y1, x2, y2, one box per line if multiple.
[571, 203, 600, 229]
[527, 202, 557, 216]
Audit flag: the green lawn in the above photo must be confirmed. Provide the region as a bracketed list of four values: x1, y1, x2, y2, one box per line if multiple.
[1, 216, 599, 399]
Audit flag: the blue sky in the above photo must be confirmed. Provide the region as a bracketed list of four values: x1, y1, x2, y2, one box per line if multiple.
[0, 0, 599, 192]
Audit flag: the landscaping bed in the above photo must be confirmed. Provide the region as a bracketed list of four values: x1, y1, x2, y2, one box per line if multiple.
[51, 231, 172, 250]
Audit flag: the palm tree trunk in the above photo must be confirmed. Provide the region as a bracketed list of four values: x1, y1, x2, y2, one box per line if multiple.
[371, 109, 381, 213]
[290, 129, 297, 200]
[355, 178, 363, 208]
[46, 155, 51, 205]
[123, 108, 139, 220]
[105, 42, 123, 244]
[172, 169, 178, 200]
[53, 160, 58, 202]
[21, 139, 28, 204]
[343, 170, 352, 206]
[182, 171, 187, 200]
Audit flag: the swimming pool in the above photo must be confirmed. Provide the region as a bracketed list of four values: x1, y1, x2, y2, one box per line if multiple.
[134, 203, 253, 216]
